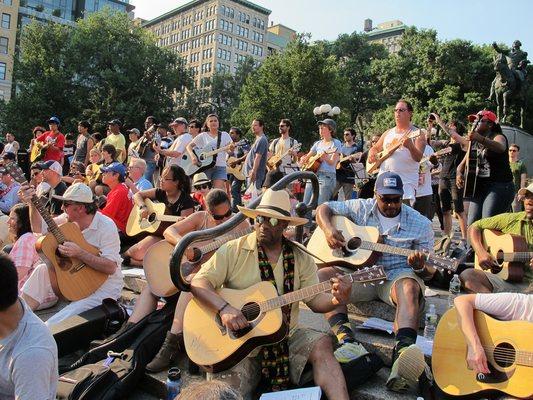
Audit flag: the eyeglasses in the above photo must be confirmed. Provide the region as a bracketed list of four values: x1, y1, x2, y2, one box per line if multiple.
[255, 215, 279, 227]
[377, 194, 402, 204]
[394, 108, 408, 113]
[189, 125, 199, 129]
[194, 183, 210, 190]
[211, 209, 232, 220]
[63, 201, 77, 207]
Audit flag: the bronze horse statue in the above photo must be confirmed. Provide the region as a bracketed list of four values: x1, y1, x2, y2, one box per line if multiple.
[492, 53, 527, 128]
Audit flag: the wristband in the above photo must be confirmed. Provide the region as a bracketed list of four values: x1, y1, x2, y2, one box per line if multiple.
[217, 301, 229, 315]
[412, 265, 425, 274]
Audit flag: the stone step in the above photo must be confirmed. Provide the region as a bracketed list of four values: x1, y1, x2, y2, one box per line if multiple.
[350, 368, 416, 400]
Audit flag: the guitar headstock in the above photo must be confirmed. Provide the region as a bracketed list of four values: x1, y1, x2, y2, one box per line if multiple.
[427, 253, 459, 273]
[292, 143, 302, 152]
[351, 265, 387, 284]
[3, 162, 28, 185]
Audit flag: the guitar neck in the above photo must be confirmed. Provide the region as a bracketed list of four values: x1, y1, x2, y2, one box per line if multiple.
[204, 144, 231, 158]
[259, 268, 382, 312]
[31, 194, 65, 243]
[198, 226, 254, 254]
[502, 252, 533, 262]
[516, 349, 533, 367]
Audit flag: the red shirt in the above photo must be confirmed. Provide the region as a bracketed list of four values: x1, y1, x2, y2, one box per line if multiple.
[36, 131, 65, 162]
[101, 183, 133, 232]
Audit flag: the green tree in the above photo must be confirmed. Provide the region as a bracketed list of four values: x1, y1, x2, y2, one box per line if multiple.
[3, 10, 191, 145]
[230, 35, 350, 147]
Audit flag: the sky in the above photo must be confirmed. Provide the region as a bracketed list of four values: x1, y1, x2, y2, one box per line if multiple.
[130, 0, 533, 55]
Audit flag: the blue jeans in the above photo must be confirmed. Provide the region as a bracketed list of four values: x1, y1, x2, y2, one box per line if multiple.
[229, 174, 244, 212]
[467, 180, 515, 225]
[143, 161, 157, 185]
[303, 171, 337, 222]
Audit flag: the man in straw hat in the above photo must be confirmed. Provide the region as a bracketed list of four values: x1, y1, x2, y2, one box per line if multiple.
[459, 182, 533, 294]
[316, 171, 434, 392]
[17, 183, 123, 327]
[190, 188, 352, 399]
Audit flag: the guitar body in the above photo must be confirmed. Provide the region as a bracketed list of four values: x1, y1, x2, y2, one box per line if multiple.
[182, 144, 217, 176]
[366, 129, 420, 174]
[30, 143, 44, 162]
[143, 240, 206, 297]
[433, 309, 533, 398]
[267, 154, 283, 170]
[307, 216, 380, 268]
[301, 153, 324, 173]
[126, 199, 181, 237]
[226, 156, 246, 180]
[474, 229, 526, 282]
[35, 222, 106, 302]
[184, 282, 286, 373]
[463, 141, 479, 198]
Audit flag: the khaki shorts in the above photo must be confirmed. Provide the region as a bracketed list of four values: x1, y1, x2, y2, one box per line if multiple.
[206, 327, 327, 400]
[349, 268, 426, 313]
[485, 272, 529, 293]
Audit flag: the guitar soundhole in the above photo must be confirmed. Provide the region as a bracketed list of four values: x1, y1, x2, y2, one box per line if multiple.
[346, 237, 362, 252]
[148, 213, 156, 223]
[493, 342, 515, 368]
[241, 302, 260, 321]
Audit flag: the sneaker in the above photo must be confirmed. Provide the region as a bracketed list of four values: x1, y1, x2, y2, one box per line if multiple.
[386, 344, 427, 392]
[334, 341, 369, 364]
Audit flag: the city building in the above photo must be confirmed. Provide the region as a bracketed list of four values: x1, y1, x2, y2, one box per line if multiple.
[364, 19, 406, 54]
[0, 0, 134, 101]
[143, 0, 271, 86]
[266, 22, 295, 56]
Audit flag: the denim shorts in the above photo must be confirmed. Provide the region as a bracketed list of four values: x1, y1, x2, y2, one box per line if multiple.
[204, 166, 227, 181]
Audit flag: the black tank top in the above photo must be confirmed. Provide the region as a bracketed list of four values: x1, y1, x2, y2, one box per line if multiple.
[482, 133, 513, 183]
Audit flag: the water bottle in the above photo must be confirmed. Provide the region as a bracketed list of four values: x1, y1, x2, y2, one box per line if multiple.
[423, 303, 438, 340]
[448, 274, 461, 308]
[166, 367, 182, 400]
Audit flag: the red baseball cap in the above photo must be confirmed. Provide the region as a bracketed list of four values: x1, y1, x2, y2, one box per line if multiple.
[467, 110, 498, 123]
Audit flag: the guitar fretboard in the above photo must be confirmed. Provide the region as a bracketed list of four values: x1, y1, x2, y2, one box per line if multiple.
[516, 350, 533, 367]
[259, 267, 383, 312]
[502, 252, 533, 263]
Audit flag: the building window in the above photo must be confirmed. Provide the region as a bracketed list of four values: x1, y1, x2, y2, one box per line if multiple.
[0, 62, 6, 80]
[0, 89, 4, 101]
[0, 37, 7, 54]
[3, 0, 13, 5]
[1, 13, 11, 29]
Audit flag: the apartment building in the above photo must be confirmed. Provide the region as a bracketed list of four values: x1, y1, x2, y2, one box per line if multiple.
[144, 0, 271, 86]
[364, 19, 406, 54]
[266, 22, 296, 56]
[0, 0, 134, 101]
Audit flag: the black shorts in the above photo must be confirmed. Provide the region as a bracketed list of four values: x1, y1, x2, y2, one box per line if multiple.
[438, 177, 464, 213]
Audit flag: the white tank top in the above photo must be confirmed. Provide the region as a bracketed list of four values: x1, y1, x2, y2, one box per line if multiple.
[380, 127, 419, 185]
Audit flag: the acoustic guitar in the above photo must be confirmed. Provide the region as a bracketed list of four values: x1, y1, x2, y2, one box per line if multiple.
[307, 216, 459, 272]
[366, 129, 421, 174]
[182, 139, 248, 176]
[300, 148, 337, 173]
[419, 146, 452, 165]
[226, 156, 246, 181]
[143, 226, 254, 297]
[183, 265, 386, 373]
[474, 229, 531, 282]
[30, 137, 56, 162]
[336, 151, 362, 170]
[433, 309, 533, 398]
[5, 163, 106, 301]
[267, 142, 301, 171]
[125, 199, 183, 237]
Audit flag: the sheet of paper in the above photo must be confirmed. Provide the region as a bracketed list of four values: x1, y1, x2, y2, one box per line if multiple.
[259, 386, 322, 400]
[122, 268, 145, 278]
[358, 317, 394, 334]
[416, 335, 433, 356]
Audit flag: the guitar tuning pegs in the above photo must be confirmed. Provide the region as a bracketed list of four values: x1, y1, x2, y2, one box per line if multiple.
[379, 280, 384, 285]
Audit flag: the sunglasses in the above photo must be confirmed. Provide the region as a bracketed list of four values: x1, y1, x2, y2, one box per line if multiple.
[255, 215, 279, 227]
[212, 209, 232, 220]
[394, 108, 408, 113]
[194, 183, 210, 190]
[377, 194, 402, 204]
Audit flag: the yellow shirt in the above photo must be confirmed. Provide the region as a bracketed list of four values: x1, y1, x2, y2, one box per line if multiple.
[104, 133, 126, 162]
[193, 231, 319, 329]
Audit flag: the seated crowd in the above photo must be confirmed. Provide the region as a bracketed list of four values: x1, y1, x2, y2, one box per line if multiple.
[0, 106, 531, 400]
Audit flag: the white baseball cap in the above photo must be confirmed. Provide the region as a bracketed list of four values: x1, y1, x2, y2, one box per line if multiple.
[52, 183, 94, 203]
[38, 160, 63, 177]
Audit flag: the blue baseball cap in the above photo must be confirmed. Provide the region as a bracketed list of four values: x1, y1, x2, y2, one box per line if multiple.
[100, 162, 126, 178]
[47, 116, 61, 125]
[375, 171, 404, 196]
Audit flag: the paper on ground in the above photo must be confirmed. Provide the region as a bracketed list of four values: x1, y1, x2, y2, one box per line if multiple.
[259, 386, 322, 400]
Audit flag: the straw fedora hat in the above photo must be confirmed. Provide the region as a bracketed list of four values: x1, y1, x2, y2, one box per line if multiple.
[237, 188, 308, 226]
[192, 172, 211, 186]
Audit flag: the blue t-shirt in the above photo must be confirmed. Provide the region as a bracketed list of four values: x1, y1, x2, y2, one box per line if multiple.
[244, 134, 269, 188]
[310, 138, 343, 174]
[135, 177, 153, 191]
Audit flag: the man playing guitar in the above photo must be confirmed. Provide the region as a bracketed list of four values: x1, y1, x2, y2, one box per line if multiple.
[190, 189, 352, 399]
[35, 116, 65, 163]
[268, 118, 300, 174]
[367, 100, 426, 205]
[316, 172, 435, 392]
[460, 183, 533, 294]
[18, 183, 123, 327]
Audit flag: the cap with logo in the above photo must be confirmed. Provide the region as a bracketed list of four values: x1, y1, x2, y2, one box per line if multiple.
[317, 118, 337, 131]
[47, 116, 61, 125]
[100, 161, 126, 178]
[467, 110, 498, 123]
[53, 183, 94, 204]
[38, 160, 63, 177]
[375, 171, 404, 196]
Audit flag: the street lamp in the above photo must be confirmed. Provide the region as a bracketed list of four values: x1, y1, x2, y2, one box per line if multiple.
[313, 104, 341, 119]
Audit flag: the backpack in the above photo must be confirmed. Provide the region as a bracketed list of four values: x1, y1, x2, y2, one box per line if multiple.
[56, 301, 176, 400]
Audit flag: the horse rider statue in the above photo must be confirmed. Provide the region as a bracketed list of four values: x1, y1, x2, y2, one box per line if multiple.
[488, 40, 529, 101]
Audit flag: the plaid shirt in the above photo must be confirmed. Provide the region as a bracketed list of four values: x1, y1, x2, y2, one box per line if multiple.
[324, 198, 434, 274]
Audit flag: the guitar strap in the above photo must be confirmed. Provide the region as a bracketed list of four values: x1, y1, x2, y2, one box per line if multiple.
[256, 239, 295, 392]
